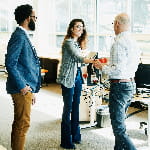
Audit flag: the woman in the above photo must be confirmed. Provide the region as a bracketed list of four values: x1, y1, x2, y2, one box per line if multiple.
[57, 19, 93, 149]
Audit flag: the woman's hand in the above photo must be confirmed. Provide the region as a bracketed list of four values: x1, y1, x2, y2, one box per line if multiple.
[83, 58, 94, 64]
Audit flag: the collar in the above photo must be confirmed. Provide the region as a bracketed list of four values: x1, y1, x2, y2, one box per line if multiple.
[18, 26, 32, 40]
[115, 31, 129, 41]
[18, 26, 28, 34]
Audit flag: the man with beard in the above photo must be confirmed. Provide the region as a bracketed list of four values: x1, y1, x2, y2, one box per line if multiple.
[5, 4, 41, 150]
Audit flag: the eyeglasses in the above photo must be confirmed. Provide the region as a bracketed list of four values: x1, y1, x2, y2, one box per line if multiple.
[112, 20, 116, 24]
[112, 20, 120, 25]
[30, 16, 37, 20]
[74, 25, 85, 29]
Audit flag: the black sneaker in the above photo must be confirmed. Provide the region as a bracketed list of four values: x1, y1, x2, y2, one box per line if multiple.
[73, 140, 81, 144]
[60, 143, 76, 149]
[74, 141, 81, 144]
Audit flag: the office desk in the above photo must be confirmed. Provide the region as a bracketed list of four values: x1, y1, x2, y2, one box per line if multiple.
[79, 84, 104, 128]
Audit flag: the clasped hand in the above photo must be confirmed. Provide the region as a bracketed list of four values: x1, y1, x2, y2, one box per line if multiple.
[20, 85, 36, 105]
[93, 59, 107, 70]
[20, 85, 32, 95]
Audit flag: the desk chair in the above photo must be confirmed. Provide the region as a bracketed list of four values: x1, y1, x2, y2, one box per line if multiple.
[134, 63, 150, 135]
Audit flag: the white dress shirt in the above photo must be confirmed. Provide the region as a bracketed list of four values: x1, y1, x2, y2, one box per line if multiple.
[102, 31, 141, 79]
[18, 26, 34, 46]
[18, 26, 30, 38]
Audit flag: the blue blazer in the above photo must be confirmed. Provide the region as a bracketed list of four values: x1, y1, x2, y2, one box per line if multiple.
[5, 27, 41, 94]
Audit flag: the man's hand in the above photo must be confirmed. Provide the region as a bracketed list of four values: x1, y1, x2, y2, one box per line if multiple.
[20, 85, 32, 95]
[32, 94, 36, 105]
[93, 59, 103, 70]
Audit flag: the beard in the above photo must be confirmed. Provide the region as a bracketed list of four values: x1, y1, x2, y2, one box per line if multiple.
[28, 19, 35, 31]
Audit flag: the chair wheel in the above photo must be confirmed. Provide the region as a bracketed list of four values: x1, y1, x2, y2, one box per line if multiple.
[145, 128, 147, 135]
[139, 122, 147, 129]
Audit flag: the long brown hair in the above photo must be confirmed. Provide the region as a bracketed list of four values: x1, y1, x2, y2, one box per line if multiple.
[63, 19, 87, 49]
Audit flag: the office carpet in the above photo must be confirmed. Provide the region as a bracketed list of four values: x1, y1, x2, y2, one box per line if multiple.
[0, 73, 148, 150]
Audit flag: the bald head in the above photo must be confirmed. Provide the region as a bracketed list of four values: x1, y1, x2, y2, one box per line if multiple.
[114, 13, 130, 35]
[115, 13, 130, 25]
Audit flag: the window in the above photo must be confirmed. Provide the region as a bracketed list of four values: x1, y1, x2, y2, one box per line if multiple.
[54, 0, 127, 56]
[0, 0, 33, 65]
[53, 0, 150, 57]
[97, 0, 126, 34]
[1, 0, 150, 59]
[55, 0, 95, 51]
[0, 0, 11, 32]
[132, 0, 150, 34]
[0, 0, 33, 32]
[56, 0, 70, 33]
[131, 0, 150, 60]
[97, 0, 126, 55]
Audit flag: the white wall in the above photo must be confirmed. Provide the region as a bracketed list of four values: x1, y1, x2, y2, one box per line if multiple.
[35, 0, 58, 58]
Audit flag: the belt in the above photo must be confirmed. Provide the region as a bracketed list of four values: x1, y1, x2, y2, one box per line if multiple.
[110, 78, 134, 83]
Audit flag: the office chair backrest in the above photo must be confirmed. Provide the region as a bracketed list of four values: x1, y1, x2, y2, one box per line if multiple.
[135, 63, 150, 88]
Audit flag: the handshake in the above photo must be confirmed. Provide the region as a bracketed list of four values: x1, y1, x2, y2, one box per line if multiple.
[93, 57, 108, 70]
[85, 57, 108, 70]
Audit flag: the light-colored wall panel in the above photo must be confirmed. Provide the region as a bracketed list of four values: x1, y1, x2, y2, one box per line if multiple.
[0, 32, 11, 65]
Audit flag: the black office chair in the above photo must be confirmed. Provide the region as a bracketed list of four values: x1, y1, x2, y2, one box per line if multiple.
[135, 63, 150, 92]
[134, 63, 150, 135]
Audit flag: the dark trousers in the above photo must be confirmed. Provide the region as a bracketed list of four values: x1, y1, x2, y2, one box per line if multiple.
[61, 69, 82, 146]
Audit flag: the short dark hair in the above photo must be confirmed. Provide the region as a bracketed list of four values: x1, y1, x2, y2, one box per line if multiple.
[14, 4, 33, 25]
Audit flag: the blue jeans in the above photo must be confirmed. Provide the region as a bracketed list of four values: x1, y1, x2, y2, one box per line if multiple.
[109, 82, 137, 150]
[61, 68, 82, 146]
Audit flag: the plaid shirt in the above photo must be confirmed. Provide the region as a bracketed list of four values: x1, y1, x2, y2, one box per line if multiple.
[103, 31, 141, 79]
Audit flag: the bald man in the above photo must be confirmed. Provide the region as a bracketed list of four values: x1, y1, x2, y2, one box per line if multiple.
[94, 13, 141, 150]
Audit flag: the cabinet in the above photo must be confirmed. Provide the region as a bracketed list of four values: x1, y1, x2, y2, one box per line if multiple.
[79, 84, 104, 122]
[39, 57, 59, 83]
